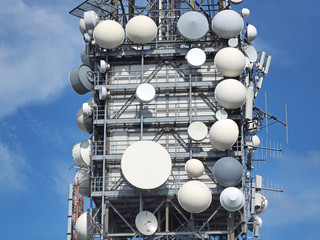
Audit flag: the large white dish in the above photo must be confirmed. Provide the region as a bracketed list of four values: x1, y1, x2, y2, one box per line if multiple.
[212, 10, 244, 39]
[93, 20, 125, 49]
[126, 15, 157, 44]
[246, 24, 257, 42]
[69, 65, 94, 95]
[177, 11, 209, 40]
[213, 157, 243, 187]
[214, 47, 246, 77]
[178, 180, 212, 213]
[74, 168, 91, 197]
[121, 141, 172, 190]
[187, 121, 208, 142]
[220, 187, 245, 212]
[76, 107, 93, 134]
[136, 83, 156, 103]
[75, 212, 95, 240]
[84, 11, 99, 30]
[185, 159, 204, 178]
[186, 48, 206, 67]
[72, 140, 92, 168]
[214, 79, 247, 109]
[135, 211, 158, 235]
[209, 119, 239, 151]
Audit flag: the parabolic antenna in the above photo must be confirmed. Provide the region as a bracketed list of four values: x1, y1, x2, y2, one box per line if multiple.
[246, 24, 257, 43]
[84, 11, 99, 30]
[72, 140, 92, 168]
[75, 212, 95, 240]
[251, 135, 260, 149]
[79, 18, 86, 35]
[213, 157, 243, 187]
[214, 79, 247, 109]
[178, 180, 212, 213]
[81, 46, 93, 68]
[185, 159, 204, 178]
[76, 106, 93, 134]
[121, 141, 172, 191]
[69, 65, 94, 95]
[242, 8, 250, 18]
[126, 15, 157, 44]
[74, 168, 91, 197]
[248, 216, 263, 232]
[186, 48, 206, 67]
[215, 109, 228, 121]
[245, 57, 253, 70]
[230, 0, 244, 4]
[82, 102, 92, 117]
[255, 193, 268, 214]
[93, 20, 125, 49]
[136, 83, 156, 103]
[177, 11, 209, 40]
[99, 86, 107, 100]
[212, 10, 244, 39]
[220, 187, 245, 212]
[244, 45, 258, 63]
[228, 38, 238, 48]
[187, 121, 208, 142]
[100, 60, 107, 73]
[135, 211, 158, 236]
[209, 119, 239, 151]
[214, 47, 246, 77]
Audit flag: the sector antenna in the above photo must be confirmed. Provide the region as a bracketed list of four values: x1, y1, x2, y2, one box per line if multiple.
[65, 1, 286, 240]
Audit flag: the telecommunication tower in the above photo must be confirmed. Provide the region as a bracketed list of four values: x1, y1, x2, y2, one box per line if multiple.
[66, 0, 285, 239]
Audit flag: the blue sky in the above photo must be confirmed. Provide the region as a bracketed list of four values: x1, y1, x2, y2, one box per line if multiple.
[0, 0, 319, 239]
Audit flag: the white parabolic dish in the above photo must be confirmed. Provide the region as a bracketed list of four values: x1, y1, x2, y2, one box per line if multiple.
[186, 48, 206, 67]
[72, 140, 92, 168]
[126, 15, 157, 44]
[185, 159, 204, 178]
[121, 141, 172, 190]
[93, 20, 125, 49]
[177, 11, 209, 40]
[220, 187, 245, 212]
[212, 10, 244, 39]
[75, 212, 95, 240]
[136, 83, 156, 103]
[135, 211, 158, 235]
[178, 180, 212, 213]
[187, 121, 208, 142]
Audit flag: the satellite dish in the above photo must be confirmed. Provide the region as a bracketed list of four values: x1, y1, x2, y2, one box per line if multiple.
[178, 180, 212, 213]
[84, 11, 99, 30]
[247, 216, 263, 232]
[136, 83, 156, 103]
[242, 8, 250, 17]
[185, 159, 204, 178]
[244, 45, 258, 63]
[186, 48, 206, 67]
[83, 33, 92, 43]
[215, 109, 228, 121]
[187, 121, 208, 142]
[228, 38, 238, 48]
[93, 20, 125, 49]
[214, 79, 247, 109]
[75, 212, 95, 240]
[69, 65, 94, 95]
[76, 107, 93, 134]
[121, 141, 172, 191]
[100, 60, 107, 73]
[214, 47, 246, 77]
[251, 135, 260, 149]
[177, 11, 209, 40]
[79, 18, 86, 35]
[126, 15, 157, 44]
[245, 57, 254, 70]
[220, 187, 245, 212]
[135, 211, 158, 235]
[255, 193, 268, 214]
[74, 168, 91, 197]
[82, 102, 92, 117]
[230, 0, 244, 4]
[99, 86, 107, 100]
[246, 24, 258, 43]
[212, 10, 244, 39]
[209, 119, 239, 151]
[213, 157, 243, 187]
[72, 140, 92, 168]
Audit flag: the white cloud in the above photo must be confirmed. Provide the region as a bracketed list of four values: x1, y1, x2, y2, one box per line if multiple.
[0, 0, 82, 118]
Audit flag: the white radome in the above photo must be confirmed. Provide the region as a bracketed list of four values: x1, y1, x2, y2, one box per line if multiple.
[93, 20, 124, 49]
[185, 159, 204, 178]
[74, 169, 91, 197]
[214, 79, 247, 109]
[251, 135, 260, 149]
[136, 83, 156, 103]
[186, 48, 206, 67]
[214, 47, 246, 77]
[84, 11, 99, 30]
[187, 121, 208, 142]
[220, 187, 245, 212]
[126, 15, 157, 44]
[72, 140, 92, 168]
[212, 10, 244, 39]
[79, 18, 86, 35]
[248, 216, 263, 232]
[246, 24, 258, 42]
[75, 212, 95, 240]
[178, 180, 212, 213]
[76, 107, 92, 134]
[241, 8, 250, 18]
[209, 119, 239, 151]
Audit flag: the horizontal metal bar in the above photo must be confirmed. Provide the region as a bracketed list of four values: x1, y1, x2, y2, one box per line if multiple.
[104, 230, 228, 237]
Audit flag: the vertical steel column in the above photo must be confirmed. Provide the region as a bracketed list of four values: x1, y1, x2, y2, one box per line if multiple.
[67, 184, 73, 240]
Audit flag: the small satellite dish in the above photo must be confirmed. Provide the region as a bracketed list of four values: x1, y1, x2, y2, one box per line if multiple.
[126, 15, 157, 44]
[82, 102, 92, 117]
[121, 141, 172, 191]
[241, 8, 250, 18]
[69, 65, 94, 95]
[220, 187, 245, 212]
[246, 24, 258, 43]
[214, 79, 247, 109]
[251, 135, 260, 149]
[187, 121, 208, 142]
[215, 109, 228, 121]
[75, 212, 95, 240]
[83, 33, 92, 43]
[212, 10, 244, 39]
[93, 20, 125, 49]
[135, 211, 158, 236]
[84, 11, 99, 30]
[100, 60, 107, 73]
[230, 0, 244, 4]
[178, 180, 212, 213]
[136, 83, 156, 103]
[209, 119, 239, 151]
[247, 216, 263, 232]
[76, 107, 93, 134]
[74, 168, 91, 197]
[244, 45, 258, 63]
[255, 193, 268, 214]
[213, 157, 243, 187]
[177, 11, 209, 40]
[228, 38, 238, 48]
[99, 86, 107, 100]
[72, 140, 92, 168]
[214, 47, 246, 77]
[186, 48, 206, 67]
[185, 159, 204, 178]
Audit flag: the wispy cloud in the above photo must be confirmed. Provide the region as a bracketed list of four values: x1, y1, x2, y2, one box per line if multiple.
[0, 0, 81, 118]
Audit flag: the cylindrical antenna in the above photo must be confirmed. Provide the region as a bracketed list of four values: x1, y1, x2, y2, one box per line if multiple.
[265, 92, 268, 134]
[264, 55, 272, 74]
[257, 76, 264, 89]
[245, 82, 254, 119]
[258, 51, 266, 70]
